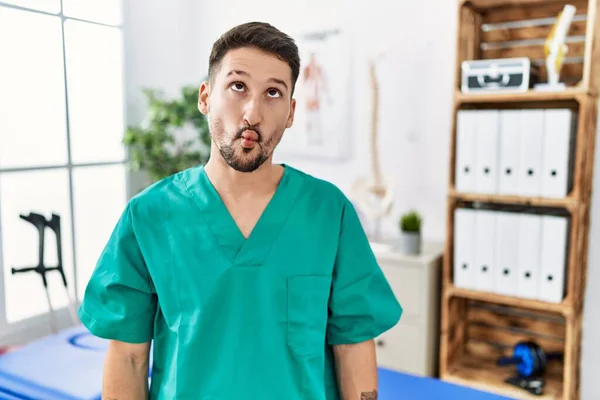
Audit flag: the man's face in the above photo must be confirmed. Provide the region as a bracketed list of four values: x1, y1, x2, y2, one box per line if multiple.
[198, 47, 296, 173]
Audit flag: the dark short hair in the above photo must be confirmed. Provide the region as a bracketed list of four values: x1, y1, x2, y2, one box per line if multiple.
[208, 22, 300, 96]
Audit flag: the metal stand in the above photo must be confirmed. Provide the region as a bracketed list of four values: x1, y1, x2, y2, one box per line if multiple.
[372, 216, 383, 243]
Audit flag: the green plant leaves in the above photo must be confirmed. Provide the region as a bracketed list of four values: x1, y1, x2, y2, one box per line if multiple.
[400, 211, 422, 233]
[123, 84, 211, 183]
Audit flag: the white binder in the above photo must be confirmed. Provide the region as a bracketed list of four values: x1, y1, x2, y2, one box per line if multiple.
[494, 211, 519, 296]
[455, 110, 476, 192]
[453, 208, 476, 289]
[517, 213, 542, 299]
[539, 215, 569, 303]
[541, 109, 576, 198]
[474, 210, 496, 292]
[498, 110, 521, 196]
[518, 110, 544, 196]
[474, 110, 500, 194]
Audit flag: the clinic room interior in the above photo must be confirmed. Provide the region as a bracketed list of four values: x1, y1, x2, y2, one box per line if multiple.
[1, 0, 600, 399]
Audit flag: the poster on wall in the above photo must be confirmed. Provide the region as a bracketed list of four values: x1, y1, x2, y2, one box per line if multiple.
[277, 28, 352, 161]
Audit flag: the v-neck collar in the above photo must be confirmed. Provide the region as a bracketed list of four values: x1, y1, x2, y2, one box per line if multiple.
[184, 164, 302, 266]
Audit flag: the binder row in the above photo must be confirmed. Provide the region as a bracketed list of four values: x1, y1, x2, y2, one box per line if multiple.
[453, 208, 569, 304]
[455, 108, 577, 198]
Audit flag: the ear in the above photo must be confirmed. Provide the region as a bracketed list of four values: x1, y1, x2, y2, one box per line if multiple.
[198, 81, 210, 115]
[286, 98, 296, 128]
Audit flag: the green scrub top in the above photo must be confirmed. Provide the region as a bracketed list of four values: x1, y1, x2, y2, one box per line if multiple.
[79, 164, 402, 399]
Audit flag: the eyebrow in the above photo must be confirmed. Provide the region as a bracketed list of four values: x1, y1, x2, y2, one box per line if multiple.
[226, 70, 289, 91]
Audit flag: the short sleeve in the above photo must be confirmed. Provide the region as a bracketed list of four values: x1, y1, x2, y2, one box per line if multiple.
[78, 202, 157, 343]
[326, 199, 403, 345]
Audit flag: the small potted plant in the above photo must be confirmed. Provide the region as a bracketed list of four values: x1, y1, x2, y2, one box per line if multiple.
[399, 210, 422, 255]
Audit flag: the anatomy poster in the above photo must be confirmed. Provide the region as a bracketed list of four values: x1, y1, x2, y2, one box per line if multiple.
[277, 29, 352, 161]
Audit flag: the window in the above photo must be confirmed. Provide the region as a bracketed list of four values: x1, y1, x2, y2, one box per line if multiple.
[64, 20, 125, 164]
[0, 8, 68, 169]
[0, 0, 60, 14]
[0, 1, 127, 332]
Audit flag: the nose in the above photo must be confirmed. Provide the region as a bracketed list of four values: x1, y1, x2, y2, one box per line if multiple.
[243, 97, 262, 127]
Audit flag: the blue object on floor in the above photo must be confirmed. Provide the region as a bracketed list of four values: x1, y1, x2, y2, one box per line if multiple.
[0, 324, 516, 399]
[378, 367, 516, 400]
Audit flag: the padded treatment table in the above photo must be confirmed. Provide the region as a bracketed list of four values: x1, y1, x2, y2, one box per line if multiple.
[378, 368, 515, 400]
[0, 324, 515, 399]
[0, 324, 107, 400]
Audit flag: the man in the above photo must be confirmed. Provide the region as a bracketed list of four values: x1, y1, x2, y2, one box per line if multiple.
[79, 21, 402, 399]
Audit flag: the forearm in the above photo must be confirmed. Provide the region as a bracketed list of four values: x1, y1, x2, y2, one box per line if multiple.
[333, 339, 378, 400]
[102, 342, 150, 399]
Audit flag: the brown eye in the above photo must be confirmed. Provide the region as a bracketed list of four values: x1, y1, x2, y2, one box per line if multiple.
[267, 88, 281, 98]
[230, 82, 244, 92]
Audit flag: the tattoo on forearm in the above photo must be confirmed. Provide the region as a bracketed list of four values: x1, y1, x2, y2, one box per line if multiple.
[360, 391, 377, 400]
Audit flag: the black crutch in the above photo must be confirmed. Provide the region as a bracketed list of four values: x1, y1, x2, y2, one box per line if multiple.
[46, 213, 78, 324]
[11, 212, 77, 332]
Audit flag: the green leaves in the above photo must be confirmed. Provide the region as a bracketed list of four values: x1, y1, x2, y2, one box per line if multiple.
[399, 211, 422, 233]
[123, 84, 211, 183]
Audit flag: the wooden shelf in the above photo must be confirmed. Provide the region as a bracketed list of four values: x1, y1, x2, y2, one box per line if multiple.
[461, 0, 583, 10]
[445, 284, 571, 316]
[443, 354, 563, 400]
[455, 88, 593, 105]
[448, 189, 579, 210]
[441, 1, 598, 398]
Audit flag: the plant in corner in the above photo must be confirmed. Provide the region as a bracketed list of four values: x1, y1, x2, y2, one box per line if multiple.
[399, 210, 422, 255]
[123, 84, 212, 184]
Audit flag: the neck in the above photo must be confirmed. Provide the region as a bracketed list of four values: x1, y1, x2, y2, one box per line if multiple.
[203, 149, 283, 200]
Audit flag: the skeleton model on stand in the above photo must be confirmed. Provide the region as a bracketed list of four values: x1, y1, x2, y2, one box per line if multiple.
[351, 50, 394, 242]
[535, 4, 576, 91]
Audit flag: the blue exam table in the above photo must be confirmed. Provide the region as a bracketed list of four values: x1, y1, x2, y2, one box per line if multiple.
[0, 324, 514, 399]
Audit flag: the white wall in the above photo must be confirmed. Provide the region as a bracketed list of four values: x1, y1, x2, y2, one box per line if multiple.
[581, 101, 600, 400]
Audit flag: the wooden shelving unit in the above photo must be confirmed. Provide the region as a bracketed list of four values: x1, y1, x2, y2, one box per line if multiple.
[444, 284, 571, 316]
[445, 353, 565, 400]
[448, 188, 580, 210]
[456, 87, 595, 105]
[439, 0, 600, 399]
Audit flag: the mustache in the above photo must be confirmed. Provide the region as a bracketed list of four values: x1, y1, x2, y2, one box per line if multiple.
[235, 125, 262, 142]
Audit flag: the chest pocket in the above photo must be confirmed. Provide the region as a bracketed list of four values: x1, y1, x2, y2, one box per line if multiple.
[287, 275, 332, 358]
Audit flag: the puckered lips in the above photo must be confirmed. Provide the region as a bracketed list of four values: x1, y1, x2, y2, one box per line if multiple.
[241, 130, 259, 148]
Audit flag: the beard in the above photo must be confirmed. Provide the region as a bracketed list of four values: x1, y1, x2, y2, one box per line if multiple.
[212, 120, 278, 173]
